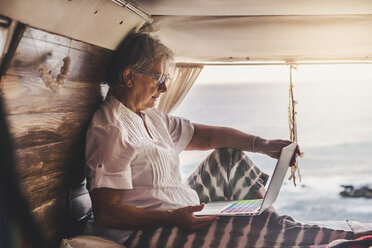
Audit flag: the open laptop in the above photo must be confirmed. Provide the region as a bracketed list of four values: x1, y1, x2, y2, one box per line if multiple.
[194, 142, 297, 216]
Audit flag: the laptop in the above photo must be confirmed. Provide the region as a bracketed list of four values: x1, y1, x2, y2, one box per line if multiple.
[194, 142, 297, 216]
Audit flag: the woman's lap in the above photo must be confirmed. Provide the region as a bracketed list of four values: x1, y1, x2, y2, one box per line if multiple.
[124, 148, 353, 247]
[186, 148, 269, 203]
[125, 208, 352, 248]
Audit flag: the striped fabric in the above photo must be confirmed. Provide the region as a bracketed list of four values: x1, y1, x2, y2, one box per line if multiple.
[124, 148, 353, 248]
[186, 148, 269, 203]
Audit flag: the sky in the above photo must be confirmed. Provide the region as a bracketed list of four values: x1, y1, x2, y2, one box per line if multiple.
[196, 64, 372, 85]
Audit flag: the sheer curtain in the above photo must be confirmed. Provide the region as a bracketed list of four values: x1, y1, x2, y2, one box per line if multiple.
[156, 63, 203, 114]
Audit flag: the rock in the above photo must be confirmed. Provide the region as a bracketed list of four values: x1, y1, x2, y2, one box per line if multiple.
[340, 185, 372, 198]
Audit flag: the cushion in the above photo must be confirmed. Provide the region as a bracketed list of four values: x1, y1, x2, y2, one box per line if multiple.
[60, 235, 126, 248]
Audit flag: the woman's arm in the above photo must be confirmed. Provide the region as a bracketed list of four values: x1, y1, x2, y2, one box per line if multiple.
[186, 123, 300, 163]
[91, 188, 218, 232]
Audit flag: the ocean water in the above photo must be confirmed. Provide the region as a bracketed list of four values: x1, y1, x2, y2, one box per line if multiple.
[173, 79, 372, 222]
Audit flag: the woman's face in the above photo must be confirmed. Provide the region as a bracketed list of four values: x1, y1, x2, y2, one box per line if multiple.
[129, 60, 170, 112]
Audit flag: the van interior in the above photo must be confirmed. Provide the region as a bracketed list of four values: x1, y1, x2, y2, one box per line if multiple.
[1, 0, 372, 247]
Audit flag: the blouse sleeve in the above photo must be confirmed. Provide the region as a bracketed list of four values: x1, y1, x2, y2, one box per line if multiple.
[85, 125, 135, 192]
[151, 109, 194, 153]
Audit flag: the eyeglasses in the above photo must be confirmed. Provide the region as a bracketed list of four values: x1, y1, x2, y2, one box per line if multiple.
[132, 69, 171, 88]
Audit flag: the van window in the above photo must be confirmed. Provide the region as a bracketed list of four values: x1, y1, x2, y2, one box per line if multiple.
[174, 64, 372, 222]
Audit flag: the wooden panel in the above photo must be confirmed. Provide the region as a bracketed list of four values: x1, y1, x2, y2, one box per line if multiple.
[21, 171, 67, 210]
[23, 27, 71, 47]
[23, 28, 110, 54]
[16, 137, 87, 235]
[7, 111, 91, 149]
[15, 140, 74, 181]
[1, 75, 103, 115]
[32, 197, 67, 243]
[6, 27, 112, 83]
[0, 26, 112, 244]
[15, 137, 87, 184]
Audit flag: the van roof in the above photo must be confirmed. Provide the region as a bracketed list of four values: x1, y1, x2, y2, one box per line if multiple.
[1, 0, 372, 63]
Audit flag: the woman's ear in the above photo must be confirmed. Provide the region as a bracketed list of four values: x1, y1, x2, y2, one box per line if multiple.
[122, 68, 134, 88]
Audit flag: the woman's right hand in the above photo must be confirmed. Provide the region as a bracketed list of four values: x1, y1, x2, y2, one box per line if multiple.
[169, 204, 219, 233]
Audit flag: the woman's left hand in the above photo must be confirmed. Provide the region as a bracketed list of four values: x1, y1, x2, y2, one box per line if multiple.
[256, 138, 301, 166]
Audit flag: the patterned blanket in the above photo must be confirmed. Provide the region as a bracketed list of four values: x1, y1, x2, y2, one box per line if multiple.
[124, 210, 353, 248]
[122, 149, 354, 248]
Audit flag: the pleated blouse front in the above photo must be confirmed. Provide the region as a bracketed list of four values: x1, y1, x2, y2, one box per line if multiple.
[86, 92, 200, 211]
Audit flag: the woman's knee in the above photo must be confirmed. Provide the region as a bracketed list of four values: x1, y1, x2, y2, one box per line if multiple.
[212, 148, 251, 168]
[199, 148, 255, 180]
[213, 148, 244, 156]
[213, 148, 245, 161]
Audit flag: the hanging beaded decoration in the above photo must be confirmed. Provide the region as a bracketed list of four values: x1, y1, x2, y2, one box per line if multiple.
[288, 65, 303, 186]
[30, 29, 72, 92]
[38, 56, 71, 92]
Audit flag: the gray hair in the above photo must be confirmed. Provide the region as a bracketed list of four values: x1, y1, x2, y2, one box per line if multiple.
[106, 32, 174, 88]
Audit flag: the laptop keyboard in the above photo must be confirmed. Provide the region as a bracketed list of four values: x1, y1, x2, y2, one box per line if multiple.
[221, 199, 262, 213]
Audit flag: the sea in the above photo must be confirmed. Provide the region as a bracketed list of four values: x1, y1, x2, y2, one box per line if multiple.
[173, 78, 372, 223]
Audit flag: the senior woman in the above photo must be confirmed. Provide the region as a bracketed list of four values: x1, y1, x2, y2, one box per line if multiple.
[85, 33, 356, 247]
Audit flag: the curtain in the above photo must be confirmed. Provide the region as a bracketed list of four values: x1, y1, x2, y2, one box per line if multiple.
[156, 63, 203, 114]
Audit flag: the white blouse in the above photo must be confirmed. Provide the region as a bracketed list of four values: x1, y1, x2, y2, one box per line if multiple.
[85, 92, 200, 243]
